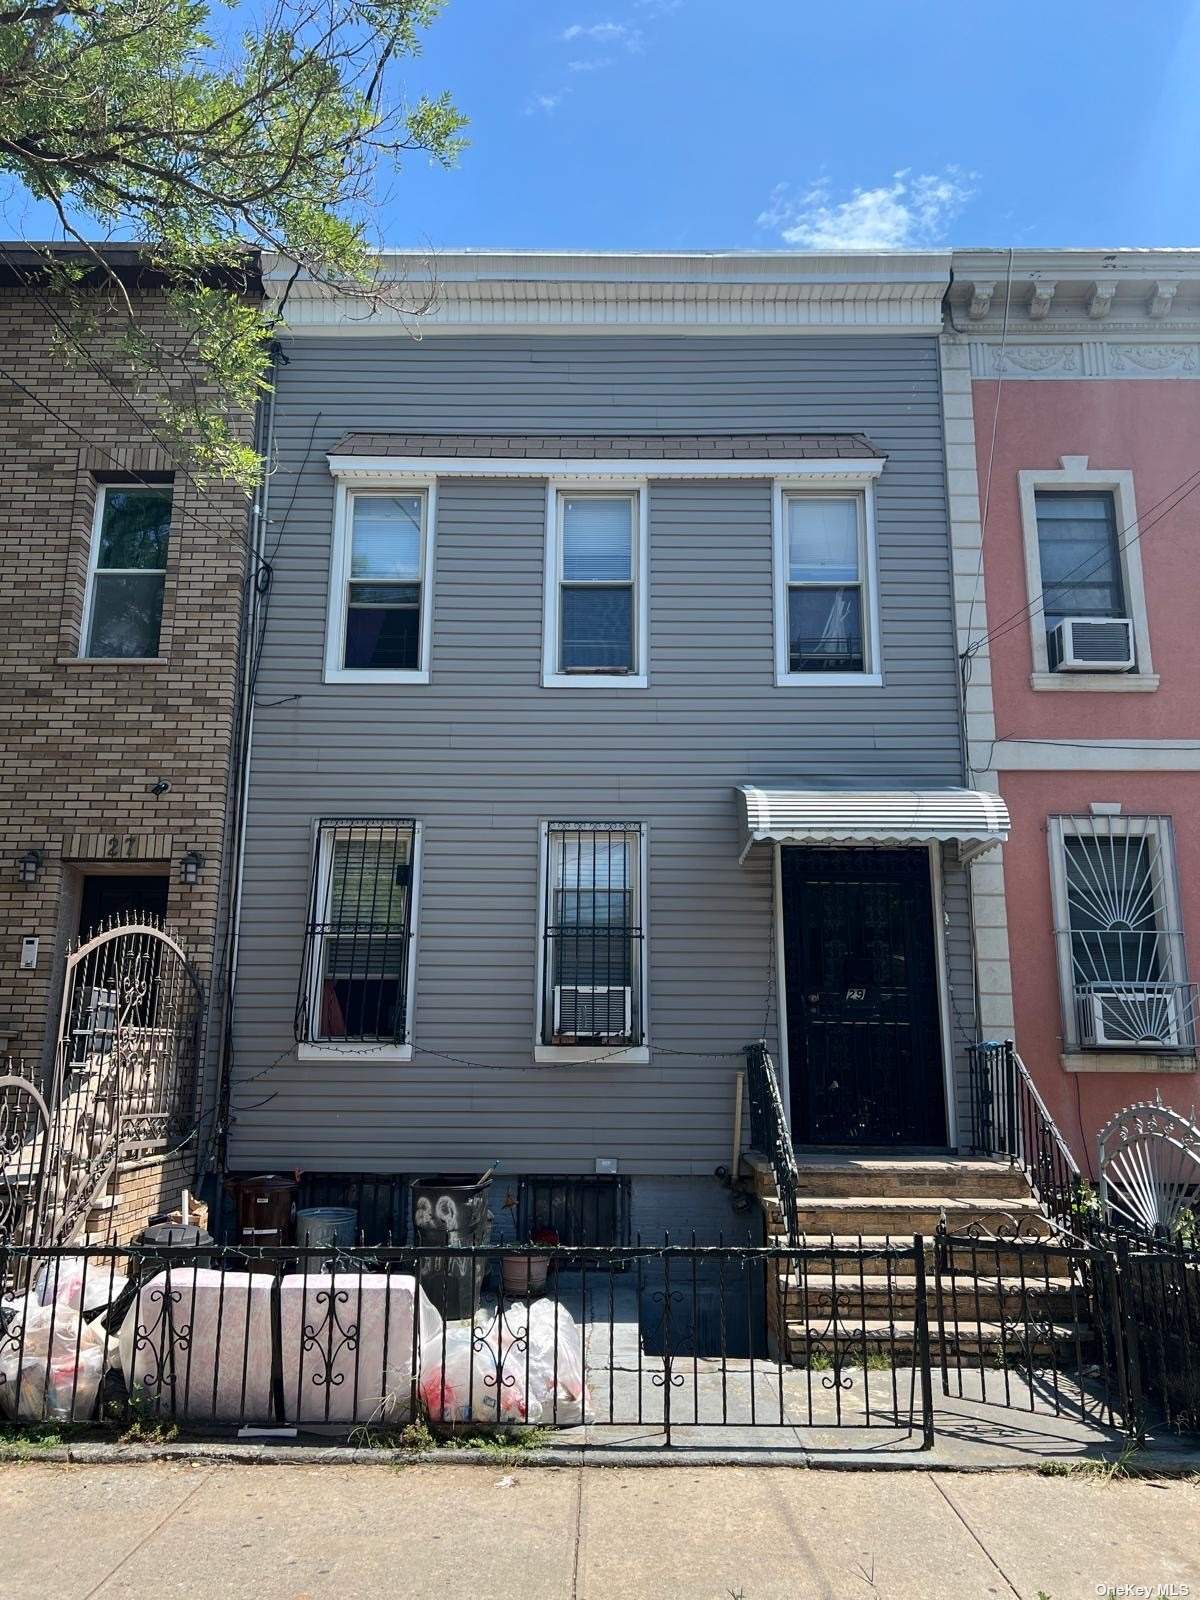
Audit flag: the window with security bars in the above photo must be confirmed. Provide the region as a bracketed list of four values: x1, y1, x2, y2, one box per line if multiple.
[1049, 814, 1194, 1051]
[542, 824, 643, 1045]
[296, 819, 416, 1045]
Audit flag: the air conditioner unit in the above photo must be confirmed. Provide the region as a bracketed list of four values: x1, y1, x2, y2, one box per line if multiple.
[1050, 617, 1135, 672]
[1079, 984, 1180, 1048]
[553, 984, 632, 1041]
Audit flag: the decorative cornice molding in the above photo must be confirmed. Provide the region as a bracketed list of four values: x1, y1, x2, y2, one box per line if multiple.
[266, 249, 951, 334]
[1148, 279, 1180, 318]
[1087, 281, 1117, 320]
[966, 337, 1200, 378]
[1028, 280, 1056, 320]
[968, 281, 995, 320]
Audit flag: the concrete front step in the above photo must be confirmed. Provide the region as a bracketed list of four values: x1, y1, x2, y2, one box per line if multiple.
[774, 1196, 1051, 1238]
[789, 1155, 1031, 1202]
[775, 1272, 1079, 1321]
[784, 1318, 1094, 1360]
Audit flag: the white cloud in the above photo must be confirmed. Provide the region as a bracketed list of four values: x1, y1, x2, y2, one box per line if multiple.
[525, 88, 569, 115]
[561, 21, 644, 51]
[568, 56, 615, 71]
[758, 168, 977, 250]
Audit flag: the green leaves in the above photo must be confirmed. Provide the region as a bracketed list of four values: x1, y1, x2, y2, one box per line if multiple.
[0, 0, 464, 488]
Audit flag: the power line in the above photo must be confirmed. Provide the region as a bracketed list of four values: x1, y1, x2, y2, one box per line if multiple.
[967, 466, 1200, 657]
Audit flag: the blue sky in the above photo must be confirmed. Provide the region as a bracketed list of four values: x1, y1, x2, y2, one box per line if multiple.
[374, 0, 1200, 252]
[4, 0, 1200, 250]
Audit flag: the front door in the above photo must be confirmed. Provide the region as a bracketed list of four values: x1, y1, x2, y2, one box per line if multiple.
[782, 847, 946, 1147]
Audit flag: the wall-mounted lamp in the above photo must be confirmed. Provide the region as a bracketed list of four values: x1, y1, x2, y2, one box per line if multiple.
[19, 849, 43, 886]
[180, 849, 206, 887]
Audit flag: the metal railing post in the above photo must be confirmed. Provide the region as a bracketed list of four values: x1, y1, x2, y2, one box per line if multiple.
[912, 1236, 936, 1450]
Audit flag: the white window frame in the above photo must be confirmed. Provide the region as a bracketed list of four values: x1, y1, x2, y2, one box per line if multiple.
[772, 480, 883, 687]
[1018, 456, 1157, 691]
[1047, 813, 1189, 1066]
[79, 482, 172, 660]
[542, 480, 649, 689]
[297, 818, 422, 1062]
[532, 818, 650, 1063]
[324, 481, 436, 684]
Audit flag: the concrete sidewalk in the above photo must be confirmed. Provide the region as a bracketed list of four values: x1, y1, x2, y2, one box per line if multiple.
[2, 1461, 1197, 1600]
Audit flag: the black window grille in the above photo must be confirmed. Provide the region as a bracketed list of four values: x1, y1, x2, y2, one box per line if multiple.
[542, 822, 643, 1045]
[296, 818, 416, 1045]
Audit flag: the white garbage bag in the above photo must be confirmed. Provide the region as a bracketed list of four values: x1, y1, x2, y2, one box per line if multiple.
[419, 1298, 589, 1426]
[34, 1258, 130, 1317]
[0, 1297, 107, 1422]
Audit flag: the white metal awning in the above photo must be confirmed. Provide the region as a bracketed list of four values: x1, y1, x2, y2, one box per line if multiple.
[736, 784, 1010, 864]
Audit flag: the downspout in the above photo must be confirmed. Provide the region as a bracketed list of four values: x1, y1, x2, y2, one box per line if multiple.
[207, 339, 279, 1181]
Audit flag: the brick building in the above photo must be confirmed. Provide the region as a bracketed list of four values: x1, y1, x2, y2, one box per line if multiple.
[0, 244, 262, 1236]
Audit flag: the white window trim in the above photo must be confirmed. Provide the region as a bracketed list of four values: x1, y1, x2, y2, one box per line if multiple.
[771, 478, 883, 687]
[1047, 813, 1189, 1063]
[324, 480, 436, 684]
[542, 479, 649, 689]
[532, 818, 650, 1064]
[1018, 456, 1156, 690]
[79, 483, 171, 660]
[296, 818, 422, 1062]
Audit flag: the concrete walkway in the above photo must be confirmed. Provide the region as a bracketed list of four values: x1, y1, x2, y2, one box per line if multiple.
[2, 1460, 1198, 1600]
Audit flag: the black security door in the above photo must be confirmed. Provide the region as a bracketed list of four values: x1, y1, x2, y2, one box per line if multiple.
[782, 848, 946, 1147]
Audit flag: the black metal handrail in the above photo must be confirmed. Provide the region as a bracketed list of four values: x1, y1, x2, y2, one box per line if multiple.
[967, 1039, 1082, 1234]
[744, 1039, 799, 1247]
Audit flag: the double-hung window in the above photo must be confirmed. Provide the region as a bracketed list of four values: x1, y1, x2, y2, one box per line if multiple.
[1049, 814, 1192, 1054]
[544, 489, 646, 687]
[776, 490, 879, 684]
[1035, 491, 1128, 657]
[540, 824, 644, 1047]
[297, 819, 418, 1053]
[327, 489, 433, 681]
[81, 484, 173, 658]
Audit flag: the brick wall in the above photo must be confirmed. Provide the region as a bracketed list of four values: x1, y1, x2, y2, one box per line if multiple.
[107, 1150, 196, 1243]
[0, 274, 254, 1110]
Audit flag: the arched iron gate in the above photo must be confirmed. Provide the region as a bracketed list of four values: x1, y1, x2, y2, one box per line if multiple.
[30, 917, 204, 1247]
[0, 1073, 50, 1256]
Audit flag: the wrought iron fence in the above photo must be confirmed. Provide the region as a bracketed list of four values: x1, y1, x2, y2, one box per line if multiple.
[1116, 1235, 1200, 1439]
[966, 1040, 1082, 1235]
[934, 1225, 1130, 1430]
[0, 1237, 933, 1448]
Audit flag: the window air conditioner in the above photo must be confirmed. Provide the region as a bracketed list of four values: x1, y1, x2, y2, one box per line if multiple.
[1079, 984, 1180, 1048]
[1050, 617, 1135, 672]
[553, 984, 632, 1041]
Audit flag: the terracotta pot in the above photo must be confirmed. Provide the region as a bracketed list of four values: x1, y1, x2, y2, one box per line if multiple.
[501, 1254, 550, 1298]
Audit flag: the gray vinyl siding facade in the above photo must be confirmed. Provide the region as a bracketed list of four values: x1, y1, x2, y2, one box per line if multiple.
[229, 333, 975, 1182]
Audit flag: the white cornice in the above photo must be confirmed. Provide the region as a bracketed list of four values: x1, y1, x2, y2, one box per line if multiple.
[265, 249, 951, 335]
[327, 454, 888, 484]
[950, 248, 1200, 342]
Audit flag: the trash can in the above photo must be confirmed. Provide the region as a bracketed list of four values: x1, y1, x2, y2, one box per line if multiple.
[227, 1173, 297, 1258]
[410, 1174, 492, 1320]
[295, 1206, 359, 1251]
[135, 1222, 215, 1265]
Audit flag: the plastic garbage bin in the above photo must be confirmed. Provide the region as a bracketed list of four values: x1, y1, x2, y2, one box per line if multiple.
[227, 1174, 297, 1255]
[295, 1206, 358, 1250]
[410, 1174, 492, 1320]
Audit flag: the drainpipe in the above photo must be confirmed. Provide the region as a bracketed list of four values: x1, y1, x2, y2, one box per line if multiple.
[206, 338, 280, 1182]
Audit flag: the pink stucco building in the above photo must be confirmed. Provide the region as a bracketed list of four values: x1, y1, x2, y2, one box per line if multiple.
[945, 251, 1200, 1182]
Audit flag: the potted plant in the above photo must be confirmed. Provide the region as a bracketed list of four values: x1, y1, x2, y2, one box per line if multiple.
[501, 1225, 560, 1298]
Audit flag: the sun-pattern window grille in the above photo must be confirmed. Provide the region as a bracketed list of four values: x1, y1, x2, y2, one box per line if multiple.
[1050, 814, 1195, 1051]
[296, 819, 416, 1045]
[542, 823, 643, 1046]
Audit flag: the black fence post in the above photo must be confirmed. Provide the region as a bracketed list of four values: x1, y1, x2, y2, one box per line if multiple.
[912, 1236, 936, 1450]
[1113, 1235, 1145, 1445]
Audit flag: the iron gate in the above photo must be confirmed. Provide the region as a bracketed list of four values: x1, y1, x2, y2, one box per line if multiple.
[26, 918, 204, 1248]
